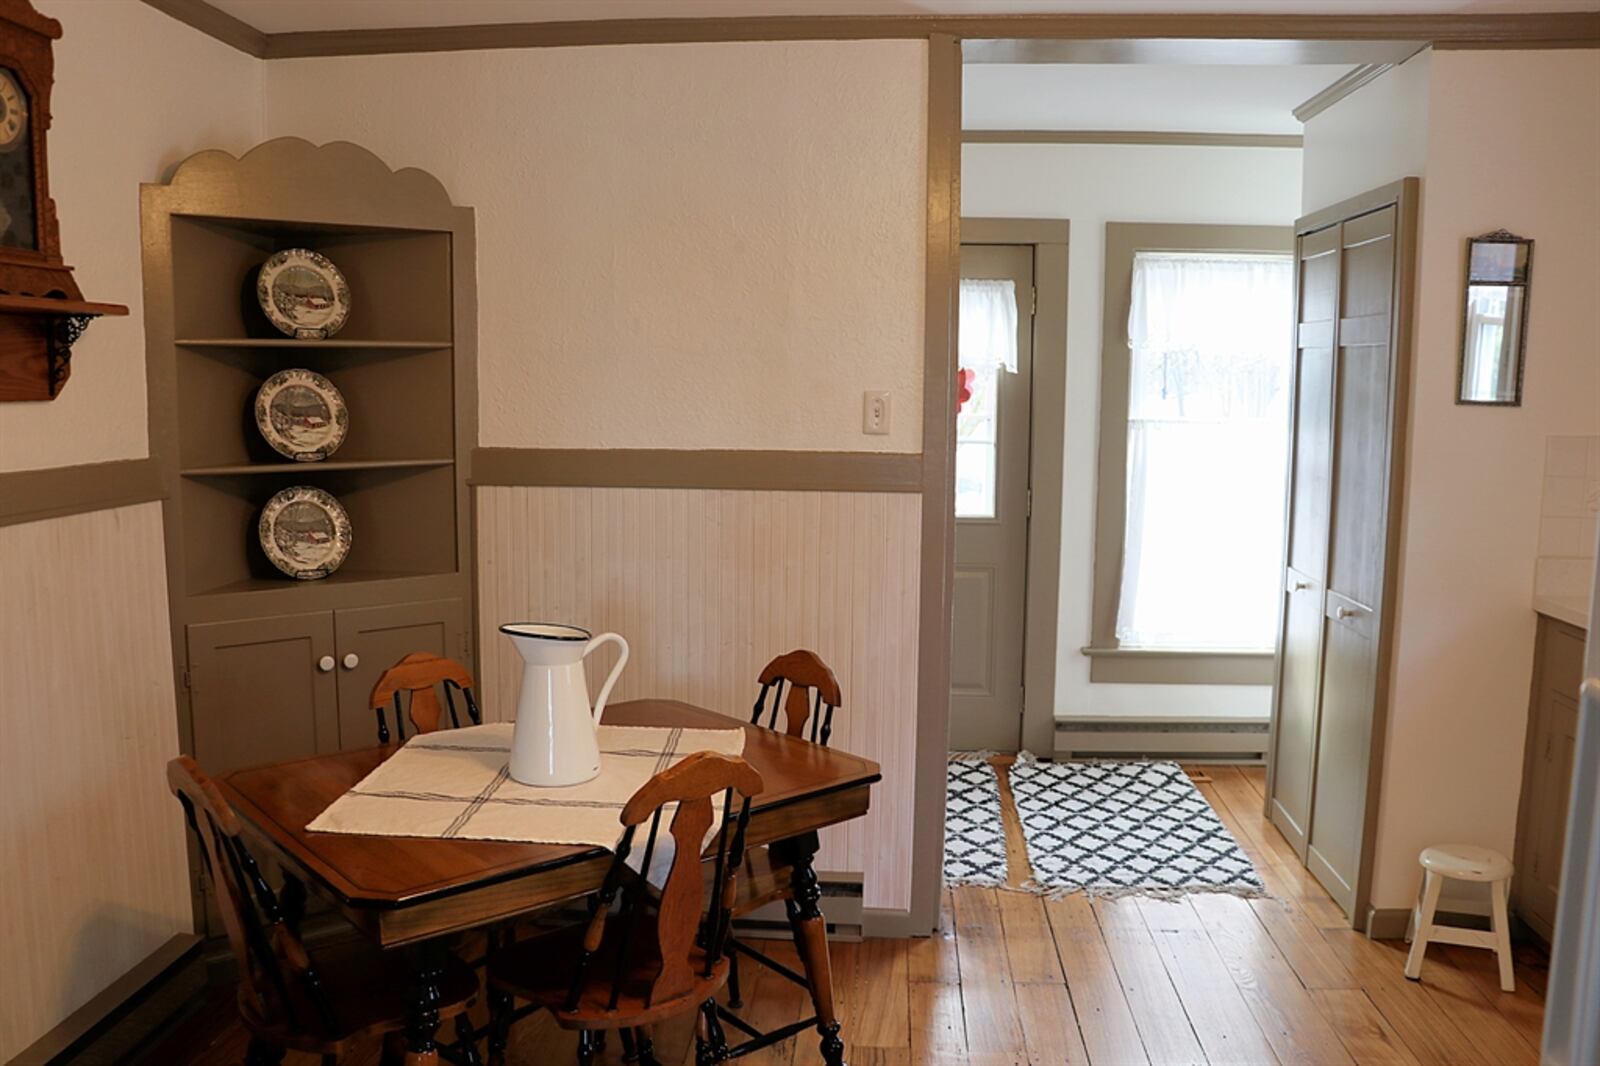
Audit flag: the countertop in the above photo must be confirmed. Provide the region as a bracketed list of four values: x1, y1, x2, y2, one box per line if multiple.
[1535, 594, 1591, 630]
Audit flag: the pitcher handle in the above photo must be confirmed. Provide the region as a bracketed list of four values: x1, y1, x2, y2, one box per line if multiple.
[582, 632, 629, 724]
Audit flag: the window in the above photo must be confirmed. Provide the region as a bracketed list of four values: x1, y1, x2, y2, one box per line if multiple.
[1087, 224, 1296, 685]
[955, 278, 1017, 519]
[1116, 252, 1294, 651]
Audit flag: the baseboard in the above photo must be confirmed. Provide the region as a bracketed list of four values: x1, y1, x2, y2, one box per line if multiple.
[862, 906, 938, 938]
[9, 933, 203, 1066]
[1054, 715, 1270, 761]
[1366, 905, 1492, 940]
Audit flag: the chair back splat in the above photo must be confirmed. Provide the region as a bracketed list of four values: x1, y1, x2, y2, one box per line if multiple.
[166, 756, 335, 1035]
[571, 752, 763, 1013]
[752, 649, 842, 747]
[368, 651, 481, 744]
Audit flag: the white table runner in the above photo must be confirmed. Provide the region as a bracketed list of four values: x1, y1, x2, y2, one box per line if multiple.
[307, 723, 746, 850]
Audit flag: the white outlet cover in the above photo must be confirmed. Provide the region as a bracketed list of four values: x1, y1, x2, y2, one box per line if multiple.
[863, 390, 891, 435]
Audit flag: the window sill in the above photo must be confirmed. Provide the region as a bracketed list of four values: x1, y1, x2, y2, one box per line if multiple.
[1080, 645, 1275, 685]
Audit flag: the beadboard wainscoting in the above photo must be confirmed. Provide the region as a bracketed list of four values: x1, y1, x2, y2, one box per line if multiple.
[477, 485, 922, 911]
[0, 502, 191, 1062]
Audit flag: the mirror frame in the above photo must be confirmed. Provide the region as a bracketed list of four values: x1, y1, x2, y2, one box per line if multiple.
[1456, 228, 1533, 407]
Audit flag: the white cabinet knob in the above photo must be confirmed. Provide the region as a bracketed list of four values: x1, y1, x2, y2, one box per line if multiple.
[1337, 606, 1359, 620]
[317, 655, 335, 673]
[342, 653, 360, 670]
[1292, 581, 1311, 591]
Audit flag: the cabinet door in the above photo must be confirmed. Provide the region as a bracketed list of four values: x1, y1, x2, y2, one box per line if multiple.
[1516, 622, 1587, 940]
[1270, 223, 1340, 857]
[1304, 206, 1399, 919]
[186, 612, 339, 774]
[333, 598, 467, 748]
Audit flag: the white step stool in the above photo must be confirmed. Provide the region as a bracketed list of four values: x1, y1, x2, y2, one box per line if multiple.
[1403, 844, 1515, 992]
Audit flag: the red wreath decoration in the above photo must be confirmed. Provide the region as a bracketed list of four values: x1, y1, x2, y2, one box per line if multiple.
[955, 367, 975, 413]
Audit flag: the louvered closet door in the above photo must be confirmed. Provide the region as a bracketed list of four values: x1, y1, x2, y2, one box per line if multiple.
[1269, 223, 1341, 857]
[1305, 205, 1401, 915]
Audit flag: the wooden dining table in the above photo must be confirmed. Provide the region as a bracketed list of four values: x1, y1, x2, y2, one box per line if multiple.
[219, 698, 880, 1065]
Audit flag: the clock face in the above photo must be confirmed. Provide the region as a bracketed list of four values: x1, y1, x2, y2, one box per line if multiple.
[0, 67, 37, 250]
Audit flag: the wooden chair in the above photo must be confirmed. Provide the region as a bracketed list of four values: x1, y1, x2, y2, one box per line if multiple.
[719, 649, 845, 1064]
[484, 751, 764, 1066]
[369, 652, 482, 744]
[166, 756, 478, 1065]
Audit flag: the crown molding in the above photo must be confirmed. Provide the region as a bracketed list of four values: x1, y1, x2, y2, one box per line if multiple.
[964, 129, 1303, 148]
[138, 2, 1600, 59]
[142, 0, 267, 57]
[1293, 61, 1397, 122]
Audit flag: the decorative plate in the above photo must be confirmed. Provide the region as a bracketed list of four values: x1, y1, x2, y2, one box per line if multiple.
[254, 368, 348, 461]
[258, 486, 352, 580]
[256, 248, 351, 339]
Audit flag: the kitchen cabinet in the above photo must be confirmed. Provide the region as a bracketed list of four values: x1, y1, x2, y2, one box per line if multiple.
[1513, 612, 1586, 943]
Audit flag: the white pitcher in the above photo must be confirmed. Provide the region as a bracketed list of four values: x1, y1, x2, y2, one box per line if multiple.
[500, 623, 629, 787]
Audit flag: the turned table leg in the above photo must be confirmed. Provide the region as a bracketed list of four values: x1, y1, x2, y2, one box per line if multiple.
[404, 942, 446, 1066]
[781, 836, 845, 1066]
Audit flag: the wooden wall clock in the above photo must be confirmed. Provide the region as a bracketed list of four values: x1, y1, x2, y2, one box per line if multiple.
[0, 0, 125, 401]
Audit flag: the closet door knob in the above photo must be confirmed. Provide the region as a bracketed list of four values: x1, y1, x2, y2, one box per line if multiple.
[1337, 606, 1359, 620]
[317, 655, 336, 673]
[343, 653, 360, 670]
[1292, 580, 1311, 591]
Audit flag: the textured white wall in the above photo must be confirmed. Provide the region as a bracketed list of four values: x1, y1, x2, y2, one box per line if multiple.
[1369, 49, 1600, 911]
[1300, 51, 1430, 215]
[961, 142, 1303, 723]
[263, 41, 928, 453]
[0, 1, 262, 473]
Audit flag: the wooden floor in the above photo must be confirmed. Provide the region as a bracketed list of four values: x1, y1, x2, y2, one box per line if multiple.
[142, 763, 1548, 1065]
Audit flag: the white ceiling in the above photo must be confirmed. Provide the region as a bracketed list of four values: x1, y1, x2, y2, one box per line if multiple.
[211, 0, 1599, 34]
[963, 63, 1352, 133]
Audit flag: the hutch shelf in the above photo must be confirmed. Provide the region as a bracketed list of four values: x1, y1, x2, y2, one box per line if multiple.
[141, 139, 478, 804]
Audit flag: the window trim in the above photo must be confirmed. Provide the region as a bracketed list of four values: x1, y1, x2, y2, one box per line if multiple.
[1088, 222, 1295, 686]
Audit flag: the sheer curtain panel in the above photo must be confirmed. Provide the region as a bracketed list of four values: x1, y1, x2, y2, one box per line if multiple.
[1115, 252, 1294, 651]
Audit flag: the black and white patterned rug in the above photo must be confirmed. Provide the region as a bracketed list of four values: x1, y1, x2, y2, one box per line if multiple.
[943, 756, 1009, 887]
[1010, 759, 1265, 898]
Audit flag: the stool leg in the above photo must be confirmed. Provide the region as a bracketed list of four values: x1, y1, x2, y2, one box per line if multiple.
[1404, 870, 1442, 980]
[1490, 877, 1516, 993]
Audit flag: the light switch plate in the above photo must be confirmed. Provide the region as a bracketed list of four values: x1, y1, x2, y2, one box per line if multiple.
[863, 391, 891, 436]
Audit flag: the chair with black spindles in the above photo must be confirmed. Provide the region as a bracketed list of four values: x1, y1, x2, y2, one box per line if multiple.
[483, 752, 764, 1066]
[166, 756, 478, 1065]
[716, 649, 846, 1064]
[369, 652, 482, 745]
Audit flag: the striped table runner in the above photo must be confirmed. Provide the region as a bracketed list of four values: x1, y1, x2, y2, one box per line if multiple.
[307, 722, 745, 849]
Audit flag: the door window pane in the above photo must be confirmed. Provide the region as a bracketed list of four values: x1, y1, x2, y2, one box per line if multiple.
[956, 365, 999, 518]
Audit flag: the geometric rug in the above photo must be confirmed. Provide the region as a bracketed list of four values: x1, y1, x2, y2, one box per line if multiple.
[1009, 758, 1265, 898]
[943, 756, 1009, 887]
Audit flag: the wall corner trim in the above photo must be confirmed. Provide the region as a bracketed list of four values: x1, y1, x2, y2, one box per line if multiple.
[0, 458, 166, 527]
[1293, 62, 1398, 123]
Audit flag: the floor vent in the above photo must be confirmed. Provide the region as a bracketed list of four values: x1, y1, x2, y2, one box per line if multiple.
[1054, 717, 1269, 763]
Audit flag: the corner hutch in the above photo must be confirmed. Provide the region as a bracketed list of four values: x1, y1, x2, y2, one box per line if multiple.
[141, 139, 477, 787]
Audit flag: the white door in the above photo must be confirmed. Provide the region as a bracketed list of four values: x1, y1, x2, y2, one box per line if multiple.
[950, 244, 1034, 752]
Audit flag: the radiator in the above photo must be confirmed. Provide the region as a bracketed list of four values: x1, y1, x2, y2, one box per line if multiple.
[1054, 716, 1269, 762]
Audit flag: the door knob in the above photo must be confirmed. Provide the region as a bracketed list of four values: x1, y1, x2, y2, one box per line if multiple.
[1337, 606, 1359, 619]
[317, 655, 335, 673]
[342, 653, 360, 670]
[1293, 580, 1312, 591]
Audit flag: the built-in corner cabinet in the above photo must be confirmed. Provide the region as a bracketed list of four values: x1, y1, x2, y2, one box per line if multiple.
[1513, 613, 1587, 944]
[140, 139, 477, 779]
[1266, 179, 1419, 926]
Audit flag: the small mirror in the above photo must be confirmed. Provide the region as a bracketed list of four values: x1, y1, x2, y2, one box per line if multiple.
[1458, 230, 1532, 405]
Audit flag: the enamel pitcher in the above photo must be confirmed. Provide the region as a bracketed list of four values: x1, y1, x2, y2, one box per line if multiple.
[499, 623, 629, 787]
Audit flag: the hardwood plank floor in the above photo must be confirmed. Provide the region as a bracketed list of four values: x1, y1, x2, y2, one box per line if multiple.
[138, 762, 1547, 1065]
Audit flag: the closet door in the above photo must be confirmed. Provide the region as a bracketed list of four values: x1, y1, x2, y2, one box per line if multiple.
[1306, 205, 1404, 916]
[1269, 223, 1340, 857]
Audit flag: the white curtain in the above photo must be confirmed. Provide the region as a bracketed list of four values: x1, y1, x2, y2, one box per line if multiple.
[959, 279, 1018, 374]
[1115, 252, 1294, 651]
